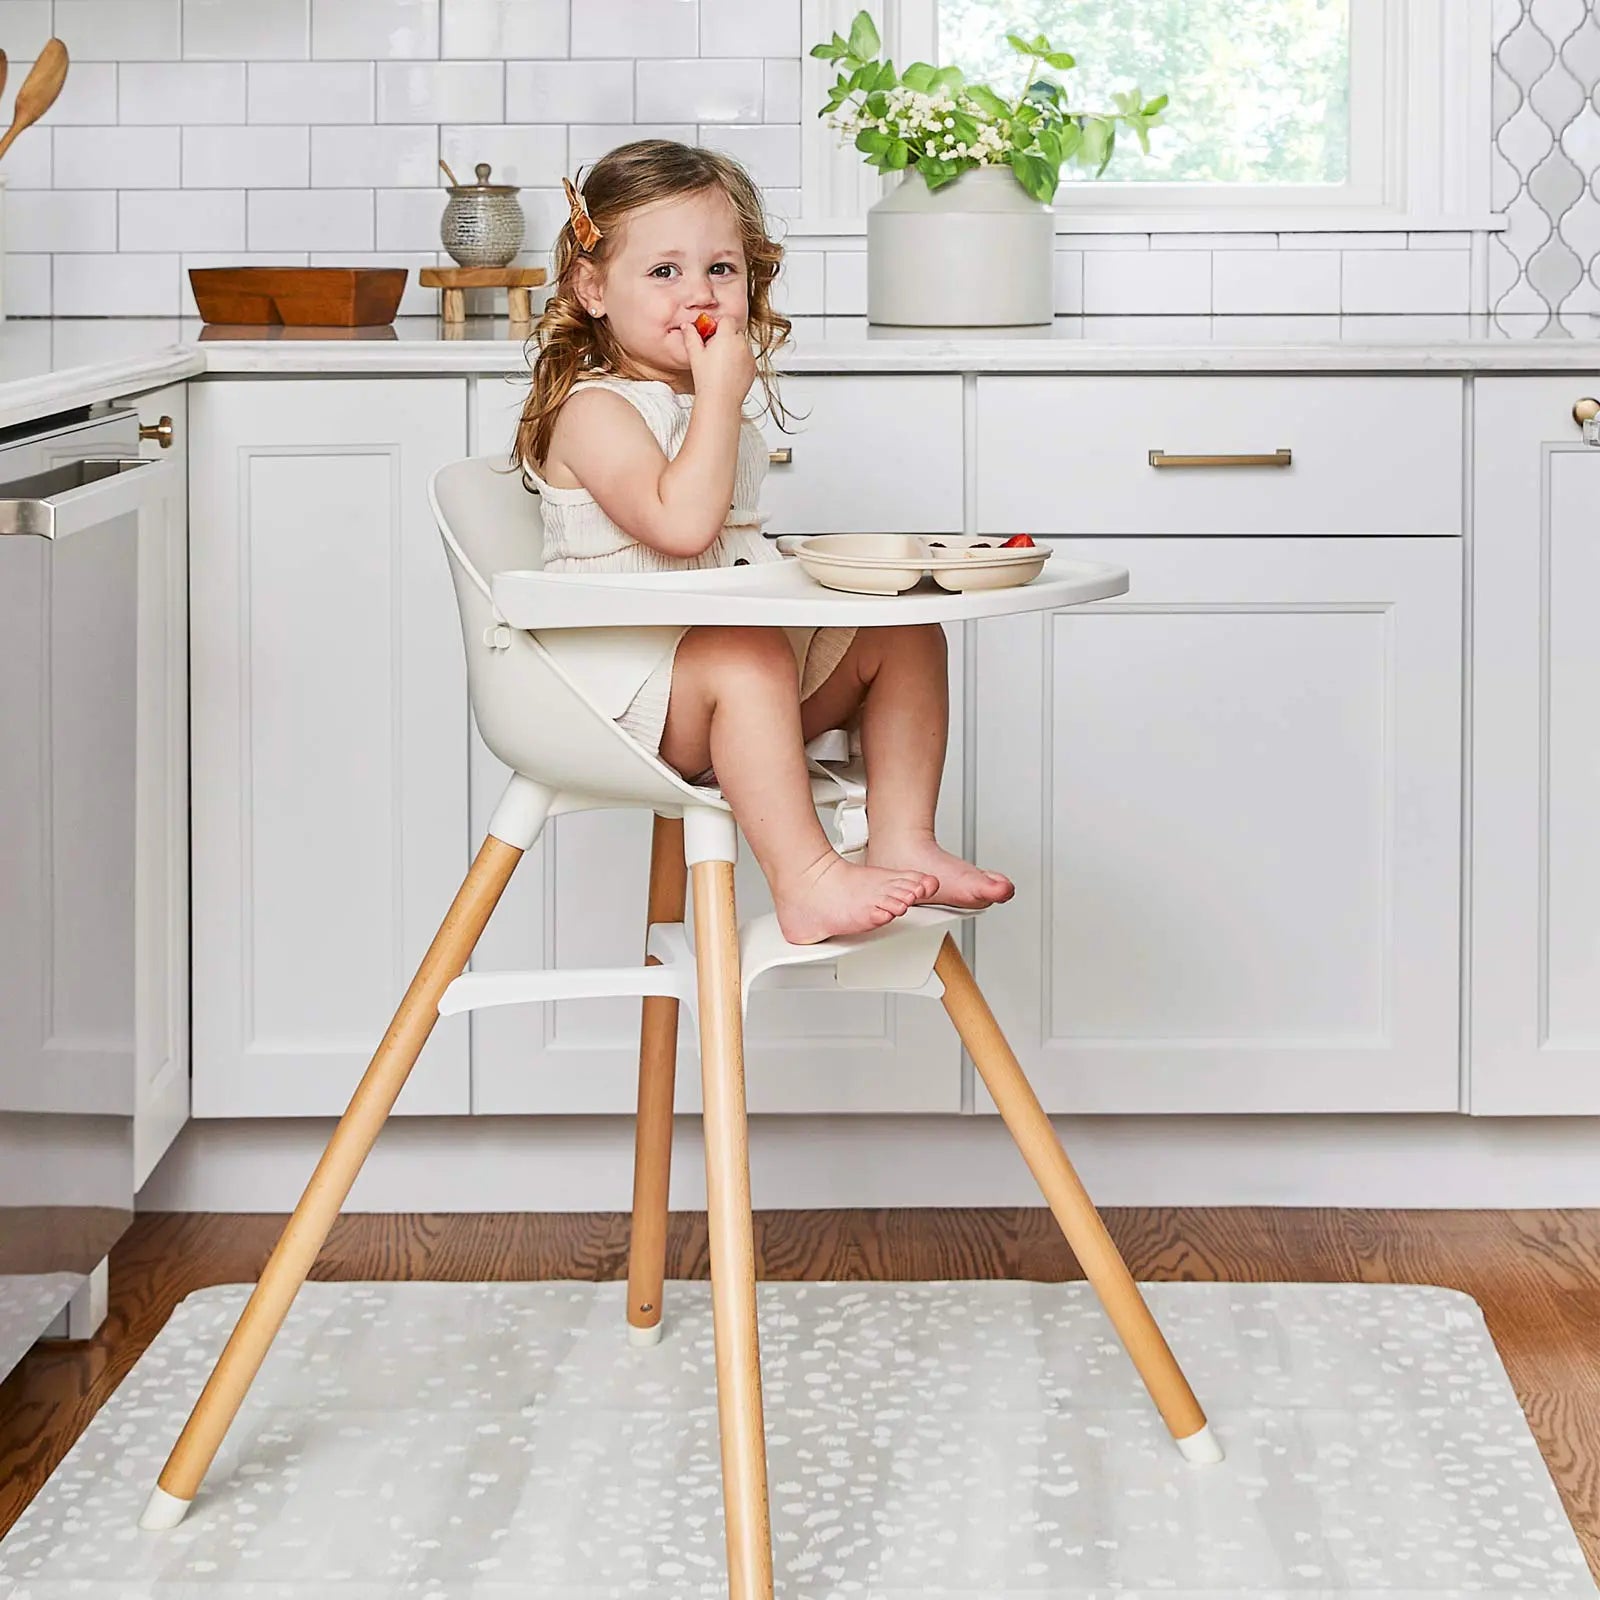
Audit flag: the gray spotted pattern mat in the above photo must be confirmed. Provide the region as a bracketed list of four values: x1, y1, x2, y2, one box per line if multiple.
[0, 1279, 1593, 1598]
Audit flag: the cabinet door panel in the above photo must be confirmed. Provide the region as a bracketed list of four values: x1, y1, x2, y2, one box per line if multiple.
[1471, 377, 1600, 1113]
[974, 536, 1461, 1114]
[191, 379, 470, 1117]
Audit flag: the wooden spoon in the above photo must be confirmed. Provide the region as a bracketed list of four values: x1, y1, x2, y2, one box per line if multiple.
[0, 51, 10, 108]
[0, 38, 68, 165]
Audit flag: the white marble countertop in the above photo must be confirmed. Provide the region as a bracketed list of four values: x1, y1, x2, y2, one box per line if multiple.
[1, 312, 1597, 432]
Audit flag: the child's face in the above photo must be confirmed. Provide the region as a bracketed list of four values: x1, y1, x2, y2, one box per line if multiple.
[579, 187, 749, 381]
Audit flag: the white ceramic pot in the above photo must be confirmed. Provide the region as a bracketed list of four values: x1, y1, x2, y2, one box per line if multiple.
[866, 164, 1054, 327]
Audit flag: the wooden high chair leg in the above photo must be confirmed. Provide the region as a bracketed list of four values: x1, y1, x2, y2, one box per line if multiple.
[934, 934, 1224, 1465]
[138, 835, 527, 1531]
[626, 814, 687, 1346]
[691, 857, 776, 1600]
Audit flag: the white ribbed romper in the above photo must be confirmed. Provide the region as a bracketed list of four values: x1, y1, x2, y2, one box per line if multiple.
[520, 373, 856, 779]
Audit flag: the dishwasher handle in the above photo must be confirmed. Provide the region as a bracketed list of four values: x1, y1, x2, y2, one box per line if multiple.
[0, 456, 172, 541]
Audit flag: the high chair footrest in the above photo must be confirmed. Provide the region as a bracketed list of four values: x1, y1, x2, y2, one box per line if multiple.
[438, 964, 691, 1017]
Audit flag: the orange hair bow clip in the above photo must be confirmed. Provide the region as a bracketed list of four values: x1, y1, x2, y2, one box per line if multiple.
[563, 175, 603, 251]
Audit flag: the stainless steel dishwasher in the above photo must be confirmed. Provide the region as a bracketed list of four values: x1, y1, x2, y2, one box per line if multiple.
[0, 407, 178, 1383]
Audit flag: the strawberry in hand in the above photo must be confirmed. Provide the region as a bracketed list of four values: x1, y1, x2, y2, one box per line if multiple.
[693, 312, 717, 341]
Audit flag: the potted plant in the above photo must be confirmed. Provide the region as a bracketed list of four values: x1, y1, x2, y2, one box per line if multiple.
[812, 10, 1168, 326]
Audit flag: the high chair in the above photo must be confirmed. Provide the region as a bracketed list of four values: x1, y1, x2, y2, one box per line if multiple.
[139, 456, 1222, 1595]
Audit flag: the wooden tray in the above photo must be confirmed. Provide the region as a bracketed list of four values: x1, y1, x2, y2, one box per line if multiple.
[188, 267, 408, 326]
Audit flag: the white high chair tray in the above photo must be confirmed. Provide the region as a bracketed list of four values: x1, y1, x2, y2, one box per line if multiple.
[492, 548, 1128, 629]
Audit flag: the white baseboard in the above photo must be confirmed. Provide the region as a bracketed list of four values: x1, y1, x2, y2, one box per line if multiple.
[136, 1113, 1600, 1212]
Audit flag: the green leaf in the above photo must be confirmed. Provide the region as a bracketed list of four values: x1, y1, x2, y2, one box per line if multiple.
[965, 83, 1011, 119]
[1008, 149, 1056, 202]
[1044, 51, 1075, 70]
[809, 41, 841, 60]
[855, 127, 890, 155]
[1143, 93, 1169, 116]
[885, 138, 910, 169]
[1005, 32, 1035, 55]
[1026, 78, 1062, 105]
[901, 61, 936, 91]
[847, 9, 880, 61]
[874, 58, 898, 90]
[931, 63, 965, 91]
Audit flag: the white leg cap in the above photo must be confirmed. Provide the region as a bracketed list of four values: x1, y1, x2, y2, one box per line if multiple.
[139, 1486, 192, 1530]
[1175, 1422, 1224, 1465]
[627, 1321, 664, 1348]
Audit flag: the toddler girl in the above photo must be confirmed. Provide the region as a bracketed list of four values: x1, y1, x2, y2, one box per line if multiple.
[515, 139, 1012, 945]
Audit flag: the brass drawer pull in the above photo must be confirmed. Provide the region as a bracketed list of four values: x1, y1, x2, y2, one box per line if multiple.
[1148, 448, 1293, 469]
[768, 447, 793, 465]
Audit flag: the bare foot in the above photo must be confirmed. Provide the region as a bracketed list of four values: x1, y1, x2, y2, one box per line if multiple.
[864, 833, 1015, 909]
[773, 853, 941, 946]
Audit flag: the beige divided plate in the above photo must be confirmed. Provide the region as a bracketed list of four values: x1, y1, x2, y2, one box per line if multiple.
[791, 533, 1050, 594]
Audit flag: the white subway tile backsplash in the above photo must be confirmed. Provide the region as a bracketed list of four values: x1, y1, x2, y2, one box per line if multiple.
[120, 63, 247, 124]
[1069, 233, 1150, 250]
[378, 61, 505, 122]
[698, 124, 799, 188]
[312, 0, 439, 59]
[572, 0, 697, 59]
[7, 60, 117, 124]
[55, 0, 179, 60]
[1341, 249, 1471, 313]
[442, 0, 568, 58]
[1083, 249, 1210, 314]
[120, 188, 245, 251]
[249, 62, 374, 123]
[1340, 313, 1472, 340]
[507, 62, 633, 124]
[568, 123, 695, 170]
[181, 252, 309, 315]
[699, 0, 800, 57]
[54, 127, 180, 189]
[2, 124, 50, 187]
[311, 125, 439, 187]
[54, 251, 179, 313]
[1052, 250, 1084, 314]
[772, 249, 822, 315]
[1280, 231, 1406, 250]
[823, 249, 865, 314]
[1212, 250, 1339, 314]
[376, 186, 447, 250]
[1214, 315, 1344, 341]
[440, 124, 566, 187]
[183, 0, 310, 59]
[183, 127, 310, 188]
[763, 186, 801, 222]
[1152, 232, 1276, 250]
[638, 59, 762, 123]
[763, 58, 800, 122]
[1082, 314, 1215, 343]
[1408, 231, 1473, 250]
[11, 189, 118, 251]
[0, 1, 53, 58]
[248, 188, 375, 250]
[4, 251, 52, 316]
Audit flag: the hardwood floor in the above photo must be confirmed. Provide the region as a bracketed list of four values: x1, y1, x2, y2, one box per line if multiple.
[2, 1208, 1597, 1577]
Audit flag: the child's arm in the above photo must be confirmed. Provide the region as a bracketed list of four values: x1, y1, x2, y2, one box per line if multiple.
[550, 383, 744, 560]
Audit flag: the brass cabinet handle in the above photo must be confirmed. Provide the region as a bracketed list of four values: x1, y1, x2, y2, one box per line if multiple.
[768, 447, 792, 465]
[139, 414, 175, 449]
[1148, 447, 1292, 469]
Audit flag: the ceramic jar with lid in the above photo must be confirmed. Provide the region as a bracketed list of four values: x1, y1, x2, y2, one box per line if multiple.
[440, 163, 526, 268]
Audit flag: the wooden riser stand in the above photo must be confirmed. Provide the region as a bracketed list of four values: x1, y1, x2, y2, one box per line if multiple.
[419, 266, 548, 329]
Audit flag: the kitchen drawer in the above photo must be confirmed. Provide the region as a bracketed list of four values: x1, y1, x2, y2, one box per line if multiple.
[758, 374, 964, 534]
[977, 376, 1462, 535]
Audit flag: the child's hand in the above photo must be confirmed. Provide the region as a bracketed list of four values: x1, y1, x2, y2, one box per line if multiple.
[674, 310, 756, 401]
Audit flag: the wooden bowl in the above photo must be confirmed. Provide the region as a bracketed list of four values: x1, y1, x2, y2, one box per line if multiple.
[188, 267, 408, 326]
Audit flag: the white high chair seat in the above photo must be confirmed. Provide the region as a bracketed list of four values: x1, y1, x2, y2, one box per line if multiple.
[137, 455, 1222, 1597]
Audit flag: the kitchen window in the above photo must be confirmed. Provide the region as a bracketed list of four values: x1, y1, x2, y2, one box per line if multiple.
[797, 0, 1493, 233]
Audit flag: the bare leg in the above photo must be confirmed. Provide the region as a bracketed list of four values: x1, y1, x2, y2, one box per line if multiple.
[797, 624, 1014, 909]
[658, 626, 938, 945]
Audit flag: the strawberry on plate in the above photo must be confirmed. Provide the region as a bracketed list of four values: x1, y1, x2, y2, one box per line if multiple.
[1000, 534, 1036, 548]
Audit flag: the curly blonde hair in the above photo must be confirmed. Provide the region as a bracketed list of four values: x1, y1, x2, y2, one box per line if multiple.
[514, 139, 797, 475]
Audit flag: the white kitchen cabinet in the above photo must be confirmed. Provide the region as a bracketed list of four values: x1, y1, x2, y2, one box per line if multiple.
[465, 377, 968, 1114]
[976, 376, 1463, 535]
[1470, 377, 1600, 1114]
[131, 384, 192, 1183]
[972, 536, 1462, 1114]
[190, 379, 470, 1117]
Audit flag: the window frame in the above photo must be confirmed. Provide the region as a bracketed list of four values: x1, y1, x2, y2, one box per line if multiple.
[795, 0, 1494, 235]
